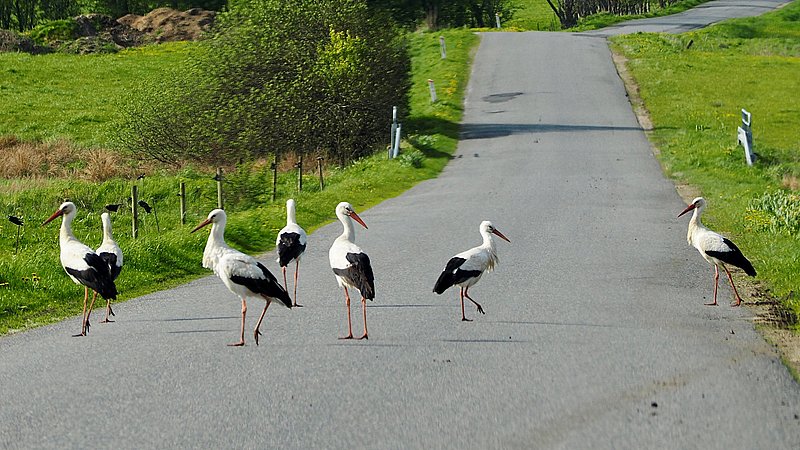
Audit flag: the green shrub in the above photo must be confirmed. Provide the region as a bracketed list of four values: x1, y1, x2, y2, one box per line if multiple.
[27, 20, 79, 46]
[397, 149, 424, 168]
[748, 191, 800, 235]
[118, 0, 411, 167]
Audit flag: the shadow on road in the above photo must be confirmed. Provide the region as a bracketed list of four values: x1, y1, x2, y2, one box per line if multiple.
[460, 122, 643, 139]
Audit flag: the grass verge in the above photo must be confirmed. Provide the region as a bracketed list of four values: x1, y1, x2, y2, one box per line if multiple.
[611, 0, 800, 325]
[0, 29, 479, 334]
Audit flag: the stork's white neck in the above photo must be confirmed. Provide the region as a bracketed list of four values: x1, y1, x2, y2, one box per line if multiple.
[480, 228, 496, 250]
[336, 211, 355, 242]
[101, 215, 114, 244]
[687, 206, 708, 245]
[286, 202, 297, 226]
[479, 228, 499, 271]
[59, 211, 77, 244]
[208, 220, 229, 248]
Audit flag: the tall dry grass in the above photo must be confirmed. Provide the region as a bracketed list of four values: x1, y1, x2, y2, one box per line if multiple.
[0, 136, 137, 181]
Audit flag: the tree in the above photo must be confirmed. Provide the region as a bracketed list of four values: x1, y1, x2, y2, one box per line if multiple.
[118, 0, 411, 166]
[41, 0, 78, 20]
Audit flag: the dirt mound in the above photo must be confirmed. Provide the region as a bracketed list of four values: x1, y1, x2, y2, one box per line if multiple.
[69, 13, 149, 53]
[118, 8, 216, 43]
[0, 29, 50, 54]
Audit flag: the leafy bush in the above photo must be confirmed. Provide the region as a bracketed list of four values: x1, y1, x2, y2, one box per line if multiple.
[397, 149, 424, 168]
[27, 20, 79, 45]
[748, 191, 800, 235]
[117, 0, 411, 168]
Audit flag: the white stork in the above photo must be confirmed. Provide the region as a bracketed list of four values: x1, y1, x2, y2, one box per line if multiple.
[86, 212, 123, 324]
[329, 202, 374, 340]
[678, 197, 756, 306]
[192, 209, 292, 346]
[433, 221, 510, 321]
[42, 202, 117, 337]
[276, 199, 307, 307]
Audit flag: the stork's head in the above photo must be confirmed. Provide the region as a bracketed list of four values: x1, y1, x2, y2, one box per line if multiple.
[480, 220, 510, 243]
[336, 202, 367, 229]
[191, 209, 226, 233]
[678, 197, 706, 218]
[42, 201, 76, 226]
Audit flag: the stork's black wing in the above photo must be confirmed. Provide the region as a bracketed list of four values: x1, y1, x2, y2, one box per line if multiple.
[333, 252, 375, 300]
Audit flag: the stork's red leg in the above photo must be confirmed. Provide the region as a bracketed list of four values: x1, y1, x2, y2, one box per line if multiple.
[73, 287, 90, 337]
[705, 266, 720, 306]
[228, 297, 246, 346]
[464, 287, 485, 315]
[254, 300, 271, 346]
[293, 260, 302, 307]
[724, 265, 744, 306]
[102, 300, 115, 323]
[460, 287, 471, 322]
[339, 287, 354, 339]
[85, 290, 98, 328]
[282, 266, 288, 293]
[358, 297, 369, 340]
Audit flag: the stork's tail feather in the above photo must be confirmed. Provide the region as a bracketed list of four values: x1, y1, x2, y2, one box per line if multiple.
[97, 281, 118, 301]
[275, 289, 292, 308]
[741, 258, 757, 277]
[433, 272, 455, 295]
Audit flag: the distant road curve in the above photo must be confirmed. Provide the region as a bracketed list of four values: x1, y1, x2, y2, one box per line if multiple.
[581, 0, 793, 36]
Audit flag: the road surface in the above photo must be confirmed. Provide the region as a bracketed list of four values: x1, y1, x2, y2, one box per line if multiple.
[2, 1, 799, 448]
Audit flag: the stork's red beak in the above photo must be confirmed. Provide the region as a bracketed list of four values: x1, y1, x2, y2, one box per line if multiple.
[42, 209, 64, 226]
[191, 218, 212, 233]
[492, 228, 511, 243]
[677, 203, 697, 218]
[349, 211, 368, 229]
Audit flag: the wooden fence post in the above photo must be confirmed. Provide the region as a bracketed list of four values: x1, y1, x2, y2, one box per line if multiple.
[317, 156, 324, 190]
[271, 155, 278, 202]
[296, 154, 303, 192]
[216, 167, 223, 210]
[131, 185, 139, 239]
[179, 182, 186, 225]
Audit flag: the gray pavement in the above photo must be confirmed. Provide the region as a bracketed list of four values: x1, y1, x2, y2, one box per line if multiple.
[582, 0, 793, 36]
[2, 1, 800, 448]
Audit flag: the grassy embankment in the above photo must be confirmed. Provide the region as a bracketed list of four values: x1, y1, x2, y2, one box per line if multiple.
[0, 29, 479, 334]
[611, 1, 800, 322]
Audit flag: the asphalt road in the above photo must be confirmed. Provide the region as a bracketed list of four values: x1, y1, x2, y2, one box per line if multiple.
[583, 0, 793, 36]
[2, 2, 799, 448]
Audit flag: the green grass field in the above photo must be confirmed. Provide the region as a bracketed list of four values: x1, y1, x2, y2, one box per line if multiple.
[506, 0, 559, 31]
[0, 29, 479, 334]
[0, 42, 193, 148]
[611, 1, 800, 321]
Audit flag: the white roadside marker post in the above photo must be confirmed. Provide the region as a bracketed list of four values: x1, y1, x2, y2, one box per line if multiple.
[439, 36, 446, 59]
[737, 109, 756, 166]
[389, 106, 398, 159]
[495, 13, 501, 29]
[428, 79, 437, 103]
[393, 123, 402, 159]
